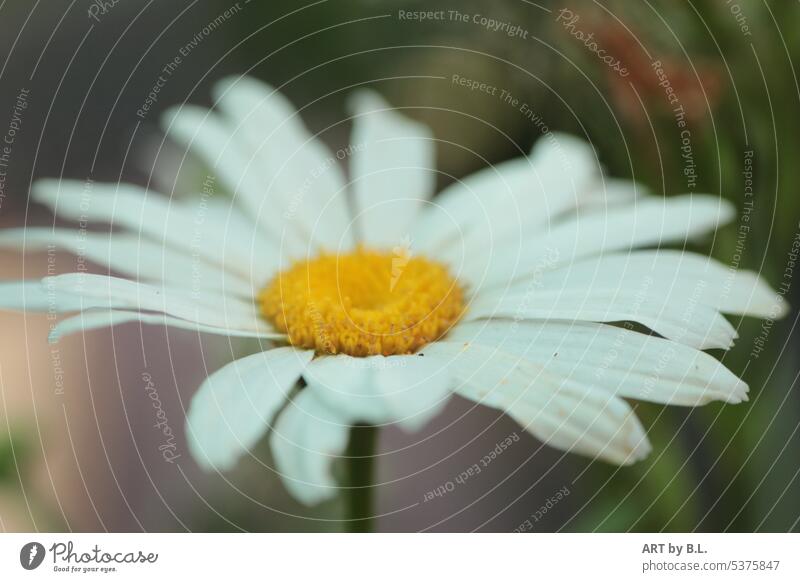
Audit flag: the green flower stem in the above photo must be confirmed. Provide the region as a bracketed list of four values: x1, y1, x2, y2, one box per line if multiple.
[344, 424, 377, 533]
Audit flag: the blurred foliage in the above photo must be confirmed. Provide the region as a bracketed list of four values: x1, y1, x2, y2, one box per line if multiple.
[560, 0, 800, 533]
[0, 435, 22, 483]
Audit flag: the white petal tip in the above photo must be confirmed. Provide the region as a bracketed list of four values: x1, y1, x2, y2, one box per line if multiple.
[292, 486, 339, 507]
[346, 88, 385, 114]
[624, 434, 652, 465]
[31, 179, 58, 202]
[346, 90, 433, 138]
[160, 105, 180, 123]
[396, 414, 435, 434]
[211, 74, 243, 96]
[185, 430, 237, 474]
[211, 75, 275, 104]
[718, 199, 737, 224]
[733, 381, 750, 403]
[773, 298, 791, 319]
[701, 338, 735, 351]
[159, 105, 201, 133]
[713, 379, 749, 404]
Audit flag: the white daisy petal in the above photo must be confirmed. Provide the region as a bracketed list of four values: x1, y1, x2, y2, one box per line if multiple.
[447, 319, 749, 405]
[42, 273, 272, 334]
[412, 157, 538, 254]
[270, 388, 351, 505]
[186, 347, 313, 471]
[423, 341, 651, 465]
[413, 132, 599, 254]
[212, 76, 354, 252]
[370, 354, 452, 431]
[348, 90, 435, 248]
[300, 355, 390, 423]
[580, 177, 650, 209]
[519, 250, 787, 319]
[467, 287, 737, 350]
[161, 106, 263, 211]
[161, 106, 308, 255]
[198, 197, 284, 284]
[527, 392, 651, 465]
[0, 280, 106, 312]
[300, 353, 451, 430]
[463, 194, 736, 288]
[49, 309, 285, 343]
[0, 228, 255, 296]
[31, 179, 278, 283]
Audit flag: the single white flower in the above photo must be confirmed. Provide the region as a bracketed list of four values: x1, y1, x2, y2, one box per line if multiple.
[0, 76, 786, 506]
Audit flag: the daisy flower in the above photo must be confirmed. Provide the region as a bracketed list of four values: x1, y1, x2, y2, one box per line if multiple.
[0, 76, 786, 512]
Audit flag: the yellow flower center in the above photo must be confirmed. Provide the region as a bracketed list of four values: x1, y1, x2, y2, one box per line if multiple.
[259, 247, 465, 357]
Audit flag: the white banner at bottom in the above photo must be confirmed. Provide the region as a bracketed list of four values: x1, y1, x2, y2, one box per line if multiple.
[0, 533, 796, 581]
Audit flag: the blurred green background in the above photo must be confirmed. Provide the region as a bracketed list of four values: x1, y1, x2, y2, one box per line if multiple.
[0, 0, 798, 531]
